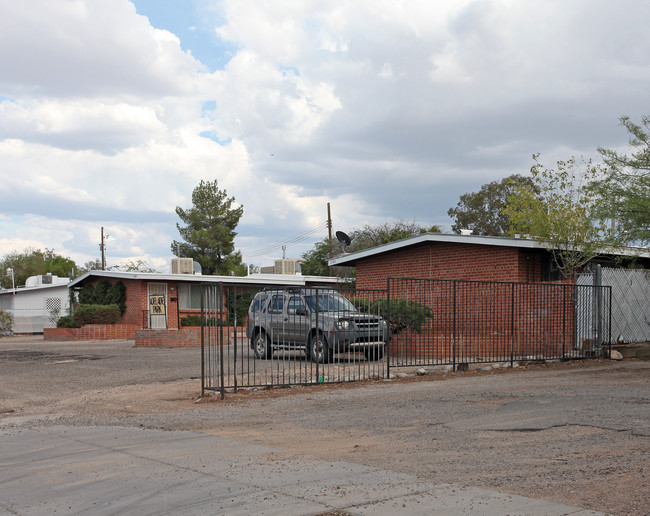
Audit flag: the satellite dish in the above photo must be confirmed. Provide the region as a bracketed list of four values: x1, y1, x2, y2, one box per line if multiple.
[336, 231, 352, 247]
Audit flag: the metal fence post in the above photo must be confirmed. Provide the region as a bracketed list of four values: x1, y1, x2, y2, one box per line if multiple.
[510, 282, 514, 367]
[596, 264, 603, 353]
[386, 278, 391, 379]
[200, 284, 205, 397]
[452, 280, 457, 372]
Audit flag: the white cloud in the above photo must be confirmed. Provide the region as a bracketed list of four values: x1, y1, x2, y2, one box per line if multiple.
[1, 0, 649, 272]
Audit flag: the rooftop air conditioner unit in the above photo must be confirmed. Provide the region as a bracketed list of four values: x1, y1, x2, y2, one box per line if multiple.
[172, 257, 194, 274]
[275, 259, 296, 275]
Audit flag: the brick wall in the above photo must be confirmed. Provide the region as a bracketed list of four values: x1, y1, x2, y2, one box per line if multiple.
[44, 324, 139, 341]
[355, 243, 525, 290]
[388, 277, 579, 361]
[135, 328, 202, 347]
[135, 327, 245, 347]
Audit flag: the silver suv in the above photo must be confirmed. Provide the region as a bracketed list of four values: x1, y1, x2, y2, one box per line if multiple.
[246, 288, 389, 362]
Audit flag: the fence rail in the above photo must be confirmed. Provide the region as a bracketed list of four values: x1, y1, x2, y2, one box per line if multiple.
[201, 279, 612, 397]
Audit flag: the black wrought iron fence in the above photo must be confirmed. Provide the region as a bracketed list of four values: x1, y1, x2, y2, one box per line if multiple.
[387, 278, 612, 369]
[201, 279, 612, 397]
[201, 284, 390, 397]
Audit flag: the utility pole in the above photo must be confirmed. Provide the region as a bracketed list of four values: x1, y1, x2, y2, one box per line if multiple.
[327, 203, 333, 276]
[100, 227, 106, 270]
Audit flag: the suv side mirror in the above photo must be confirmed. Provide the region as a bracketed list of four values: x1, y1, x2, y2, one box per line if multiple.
[295, 307, 308, 316]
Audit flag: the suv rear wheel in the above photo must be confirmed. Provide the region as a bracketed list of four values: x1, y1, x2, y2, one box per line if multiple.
[308, 332, 332, 363]
[252, 331, 272, 360]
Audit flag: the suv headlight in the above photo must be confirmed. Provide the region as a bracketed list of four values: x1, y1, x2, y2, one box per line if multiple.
[336, 320, 351, 330]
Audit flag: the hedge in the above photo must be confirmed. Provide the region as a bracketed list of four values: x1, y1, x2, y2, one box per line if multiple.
[73, 304, 121, 325]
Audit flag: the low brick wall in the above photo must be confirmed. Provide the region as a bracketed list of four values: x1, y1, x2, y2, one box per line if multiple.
[135, 328, 202, 347]
[135, 327, 247, 347]
[44, 324, 139, 341]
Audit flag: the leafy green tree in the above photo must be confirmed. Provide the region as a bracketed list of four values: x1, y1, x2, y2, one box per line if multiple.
[0, 248, 78, 288]
[43, 252, 77, 278]
[348, 220, 441, 252]
[113, 259, 158, 273]
[504, 154, 611, 279]
[447, 174, 538, 235]
[300, 238, 331, 276]
[171, 179, 244, 276]
[301, 221, 440, 277]
[594, 115, 650, 245]
[77, 259, 102, 276]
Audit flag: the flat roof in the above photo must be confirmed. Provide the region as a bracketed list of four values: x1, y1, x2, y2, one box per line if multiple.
[0, 282, 70, 296]
[68, 270, 345, 289]
[328, 233, 650, 266]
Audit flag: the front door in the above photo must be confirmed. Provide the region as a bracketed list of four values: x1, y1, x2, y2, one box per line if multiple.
[148, 283, 168, 329]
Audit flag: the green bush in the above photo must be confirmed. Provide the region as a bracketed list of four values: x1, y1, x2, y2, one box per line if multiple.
[180, 315, 227, 327]
[354, 297, 434, 334]
[225, 290, 255, 326]
[0, 309, 14, 334]
[180, 315, 202, 326]
[56, 315, 80, 328]
[78, 281, 126, 313]
[73, 304, 121, 325]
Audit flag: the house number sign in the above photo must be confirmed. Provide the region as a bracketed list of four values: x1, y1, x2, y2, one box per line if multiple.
[149, 294, 166, 315]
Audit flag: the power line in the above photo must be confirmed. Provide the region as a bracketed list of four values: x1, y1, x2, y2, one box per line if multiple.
[245, 222, 327, 258]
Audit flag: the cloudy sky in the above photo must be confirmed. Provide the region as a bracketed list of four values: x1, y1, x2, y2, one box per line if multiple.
[1, 0, 649, 275]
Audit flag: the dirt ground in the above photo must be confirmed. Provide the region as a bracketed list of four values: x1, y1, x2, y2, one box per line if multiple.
[1, 336, 648, 515]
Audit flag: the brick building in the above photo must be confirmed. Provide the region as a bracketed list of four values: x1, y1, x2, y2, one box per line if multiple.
[329, 233, 649, 360]
[328, 233, 649, 287]
[67, 270, 342, 331]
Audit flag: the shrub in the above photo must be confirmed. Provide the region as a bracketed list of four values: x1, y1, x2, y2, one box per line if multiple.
[354, 297, 434, 334]
[73, 304, 121, 325]
[78, 281, 126, 313]
[180, 315, 225, 327]
[180, 315, 202, 326]
[0, 309, 14, 335]
[225, 290, 255, 326]
[56, 316, 80, 328]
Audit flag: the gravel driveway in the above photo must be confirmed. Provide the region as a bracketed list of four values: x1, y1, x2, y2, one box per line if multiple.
[1, 335, 648, 515]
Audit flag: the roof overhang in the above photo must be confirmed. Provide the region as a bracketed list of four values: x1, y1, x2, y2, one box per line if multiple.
[328, 233, 650, 267]
[68, 270, 345, 289]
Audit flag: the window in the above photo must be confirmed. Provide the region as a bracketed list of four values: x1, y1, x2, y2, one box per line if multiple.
[268, 295, 284, 313]
[178, 284, 202, 309]
[287, 296, 306, 315]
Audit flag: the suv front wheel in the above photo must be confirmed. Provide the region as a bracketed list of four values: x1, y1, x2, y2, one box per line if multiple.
[252, 331, 272, 360]
[307, 332, 332, 364]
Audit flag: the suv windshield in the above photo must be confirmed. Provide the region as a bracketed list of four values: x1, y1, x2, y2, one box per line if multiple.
[304, 292, 357, 313]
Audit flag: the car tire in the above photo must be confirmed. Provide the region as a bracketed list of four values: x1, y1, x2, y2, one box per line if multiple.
[308, 332, 332, 363]
[252, 331, 272, 360]
[364, 345, 385, 361]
